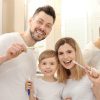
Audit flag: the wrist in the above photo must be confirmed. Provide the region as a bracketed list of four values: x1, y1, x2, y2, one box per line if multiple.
[95, 96, 100, 100]
[0, 55, 9, 64]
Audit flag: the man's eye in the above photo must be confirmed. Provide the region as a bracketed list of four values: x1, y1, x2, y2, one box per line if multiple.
[46, 24, 52, 29]
[37, 20, 43, 24]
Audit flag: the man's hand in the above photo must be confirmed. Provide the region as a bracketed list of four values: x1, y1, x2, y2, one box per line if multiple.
[6, 43, 27, 60]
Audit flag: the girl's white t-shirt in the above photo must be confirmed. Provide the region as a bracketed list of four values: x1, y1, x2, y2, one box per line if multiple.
[33, 77, 64, 100]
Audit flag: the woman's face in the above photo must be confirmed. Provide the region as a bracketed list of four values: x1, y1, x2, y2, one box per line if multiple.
[58, 43, 76, 69]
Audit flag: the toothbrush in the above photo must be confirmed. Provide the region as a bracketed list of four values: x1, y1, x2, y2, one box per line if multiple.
[28, 89, 30, 96]
[27, 45, 44, 49]
[72, 60, 85, 69]
[27, 77, 31, 96]
[73, 60, 92, 71]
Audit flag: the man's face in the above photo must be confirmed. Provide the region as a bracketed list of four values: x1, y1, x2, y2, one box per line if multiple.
[29, 11, 54, 42]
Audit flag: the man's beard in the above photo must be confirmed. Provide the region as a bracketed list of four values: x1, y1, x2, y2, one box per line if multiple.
[30, 30, 45, 42]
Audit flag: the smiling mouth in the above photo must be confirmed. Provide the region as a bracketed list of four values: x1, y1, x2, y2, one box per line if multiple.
[64, 60, 72, 64]
[36, 29, 46, 36]
[44, 70, 52, 73]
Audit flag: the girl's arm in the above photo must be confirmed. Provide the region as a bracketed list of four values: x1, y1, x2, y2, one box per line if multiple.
[65, 97, 72, 100]
[29, 93, 37, 100]
[25, 80, 37, 100]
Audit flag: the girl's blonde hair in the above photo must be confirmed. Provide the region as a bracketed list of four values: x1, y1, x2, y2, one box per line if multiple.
[39, 49, 59, 63]
[55, 37, 85, 83]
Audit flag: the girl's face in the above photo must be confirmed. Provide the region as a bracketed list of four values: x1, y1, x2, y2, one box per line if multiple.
[39, 57, 58, 77]
[58, 43, 76, 69]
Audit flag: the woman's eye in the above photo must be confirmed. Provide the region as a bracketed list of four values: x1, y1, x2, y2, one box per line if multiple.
[67, 50, 72, 53]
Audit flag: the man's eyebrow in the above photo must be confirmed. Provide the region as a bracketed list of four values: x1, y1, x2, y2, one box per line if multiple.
[38, 18, 53, 25]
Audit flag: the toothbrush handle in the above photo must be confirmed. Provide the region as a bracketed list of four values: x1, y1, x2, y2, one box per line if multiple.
[28, 89, 30, 96]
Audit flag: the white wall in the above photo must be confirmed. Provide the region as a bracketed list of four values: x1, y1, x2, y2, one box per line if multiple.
[61, 0, 100, 49]
[14, 0, 25, 32]
[0, 0, 2, 34]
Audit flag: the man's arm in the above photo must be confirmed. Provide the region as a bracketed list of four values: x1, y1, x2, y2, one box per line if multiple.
[0, 55, 9, 64]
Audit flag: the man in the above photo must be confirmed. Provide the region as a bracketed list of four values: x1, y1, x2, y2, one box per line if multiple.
[83, 37, 100, 100]
[83, 37, 100, 70]
[0, 5, 56, 100]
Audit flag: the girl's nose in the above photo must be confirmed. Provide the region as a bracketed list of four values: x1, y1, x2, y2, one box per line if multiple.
[46, 65, 50, 68]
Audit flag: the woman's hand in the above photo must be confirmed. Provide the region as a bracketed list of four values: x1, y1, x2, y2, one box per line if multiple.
[85, 67, 100, 100]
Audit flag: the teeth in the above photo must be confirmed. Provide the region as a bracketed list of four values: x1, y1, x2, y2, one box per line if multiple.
[66, 61, 71, 63]
[64, 60, 72, 64]
[37, 30, 43, 35]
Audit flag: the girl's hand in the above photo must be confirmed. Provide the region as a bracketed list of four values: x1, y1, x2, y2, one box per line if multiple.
[25, 80, 33, 92]
[65, 97, 72, 100]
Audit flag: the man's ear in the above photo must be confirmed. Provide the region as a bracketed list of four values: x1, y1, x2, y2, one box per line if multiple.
[38, 63, 41, 70]
[28, 17, 33, 25]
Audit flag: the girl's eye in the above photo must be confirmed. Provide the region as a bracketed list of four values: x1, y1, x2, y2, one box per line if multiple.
[42, 62, 46, 65]
[50, 62, 54, 65]
[58, 52, 63, 55]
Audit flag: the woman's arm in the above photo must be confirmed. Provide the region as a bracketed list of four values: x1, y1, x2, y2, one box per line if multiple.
[86, 68, 100, 100]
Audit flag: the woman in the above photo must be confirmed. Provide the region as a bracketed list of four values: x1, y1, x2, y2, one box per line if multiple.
[55, 37, 95, 100]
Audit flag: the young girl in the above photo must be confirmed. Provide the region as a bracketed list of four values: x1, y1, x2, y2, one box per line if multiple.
[55, 37, 95, 100]
[25, 49, 64, 100]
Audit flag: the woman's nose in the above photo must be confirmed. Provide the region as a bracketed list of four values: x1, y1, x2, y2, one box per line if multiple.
[63, 53, 68, 58]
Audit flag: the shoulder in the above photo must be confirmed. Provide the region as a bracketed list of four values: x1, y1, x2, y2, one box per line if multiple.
[0, 32, 21, 42]
[79, 75, 92, 87]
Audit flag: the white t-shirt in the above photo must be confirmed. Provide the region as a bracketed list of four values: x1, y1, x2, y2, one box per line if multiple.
[0, 32, 36, 100]
[62, 75, 95, 100]
[83, 42, 100, 70]
[33, 77, 64, 100]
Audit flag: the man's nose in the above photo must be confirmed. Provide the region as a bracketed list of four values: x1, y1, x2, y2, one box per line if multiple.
[40, 24, 46, 30]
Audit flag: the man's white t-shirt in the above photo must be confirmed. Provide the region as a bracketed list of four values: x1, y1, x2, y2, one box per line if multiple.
[0, 32, 36, 100]
[83, 42, 100, 70]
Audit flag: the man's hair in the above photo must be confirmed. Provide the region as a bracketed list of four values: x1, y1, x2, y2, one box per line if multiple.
[33, 5, 56, 23]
